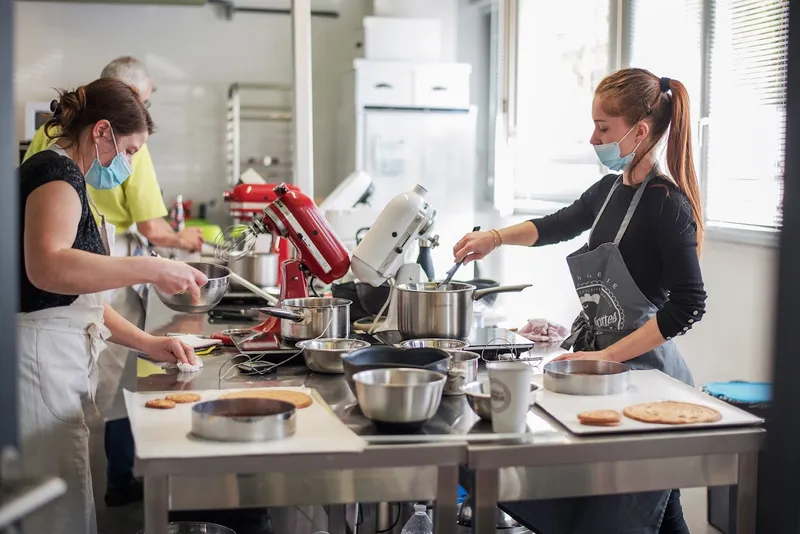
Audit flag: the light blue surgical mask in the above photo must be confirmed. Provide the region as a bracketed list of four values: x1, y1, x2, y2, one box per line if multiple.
[84, 127, 133, 190]
[593, 124, 642, 172]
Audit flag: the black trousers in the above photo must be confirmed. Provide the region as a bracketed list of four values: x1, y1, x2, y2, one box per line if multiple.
[659, 490, 691, 534]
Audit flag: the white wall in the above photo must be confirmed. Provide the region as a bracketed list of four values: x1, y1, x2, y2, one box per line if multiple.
[13, 0, 369, 221]
[372, 0, 459, 61]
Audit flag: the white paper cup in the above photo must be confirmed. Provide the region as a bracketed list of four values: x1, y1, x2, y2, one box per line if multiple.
[487, 361, 532, 433]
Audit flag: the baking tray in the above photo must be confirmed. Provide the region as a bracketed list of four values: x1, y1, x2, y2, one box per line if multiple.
[124, 387, 366, 459]
[369, 327, 537, 360]
[533, 370, 765, 435]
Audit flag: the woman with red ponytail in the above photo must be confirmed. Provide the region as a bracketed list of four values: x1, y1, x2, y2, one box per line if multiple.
[454, 68, 704, 532]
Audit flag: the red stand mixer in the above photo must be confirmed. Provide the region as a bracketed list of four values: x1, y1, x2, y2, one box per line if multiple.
[222, 183, 301, 285]
[218, 183, 351, 301]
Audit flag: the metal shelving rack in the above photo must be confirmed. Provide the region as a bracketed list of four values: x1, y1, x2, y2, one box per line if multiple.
[225, 82, 294, 186]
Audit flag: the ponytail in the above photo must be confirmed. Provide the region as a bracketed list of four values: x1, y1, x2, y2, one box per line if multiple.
[664, 79, 704, 252]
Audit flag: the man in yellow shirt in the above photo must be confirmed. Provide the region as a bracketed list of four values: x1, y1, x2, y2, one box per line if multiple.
[24, 56, 204, 507]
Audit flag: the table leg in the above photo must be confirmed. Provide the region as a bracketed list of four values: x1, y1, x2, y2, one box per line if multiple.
[359, 503, 378, 534]
[472, 468, 498, 534]
[434, 465, 458, 534]
[735, 451, 758, 534]
[144, 475, 169, 534]
[327, 504, 348, 534]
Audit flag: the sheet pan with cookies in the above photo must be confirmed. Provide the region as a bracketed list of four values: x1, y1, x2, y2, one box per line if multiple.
[533, 370, 764, 435]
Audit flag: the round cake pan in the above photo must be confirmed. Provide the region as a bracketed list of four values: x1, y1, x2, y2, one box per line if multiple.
[543, 360, 631, 395]
[191, 398, 296, 442]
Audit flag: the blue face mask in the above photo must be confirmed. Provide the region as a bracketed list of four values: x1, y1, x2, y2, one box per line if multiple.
[84, 127, 133, 190]
[593, 124, 642, 172]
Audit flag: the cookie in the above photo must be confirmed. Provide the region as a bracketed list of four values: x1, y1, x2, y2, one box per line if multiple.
[577, 409, 622, 425]
[166, 393, 201, 404]
[220, 389, 314, 409]
[623, 401, 722, 425]
[580, 420, 622, 427]
[145, 399, 176, 410]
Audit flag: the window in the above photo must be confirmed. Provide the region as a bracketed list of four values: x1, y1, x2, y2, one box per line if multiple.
[628, 0, 704, 169]
[705, 0, 789, 230]
[497, 0, 789, 240]
[512, 0, 611, 210]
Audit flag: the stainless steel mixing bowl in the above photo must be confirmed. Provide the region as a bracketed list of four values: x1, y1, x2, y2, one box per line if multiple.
[137, 522, 236, 534]
[464, 381, 540, 421]
[296, 338, 371, 374]
[154, 262, 231, 313]
[353, 368, 446, 432]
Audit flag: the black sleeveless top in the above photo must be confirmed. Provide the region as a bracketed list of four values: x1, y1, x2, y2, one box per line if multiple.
[19, 150, 106, 313]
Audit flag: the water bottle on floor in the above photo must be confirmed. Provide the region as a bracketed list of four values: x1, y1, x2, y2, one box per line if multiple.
[401, 504, 433, 534]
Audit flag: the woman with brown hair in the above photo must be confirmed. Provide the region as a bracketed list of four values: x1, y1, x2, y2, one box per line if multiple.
[454, 68, 704, 532]
[17, 77, 208, 534]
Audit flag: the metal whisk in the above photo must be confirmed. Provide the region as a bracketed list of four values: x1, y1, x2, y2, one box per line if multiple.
[214, 219, 267, 261]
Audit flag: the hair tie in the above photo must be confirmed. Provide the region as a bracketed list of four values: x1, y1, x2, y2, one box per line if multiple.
[49, 99, 62, 117]
[659, 77, 671, 93]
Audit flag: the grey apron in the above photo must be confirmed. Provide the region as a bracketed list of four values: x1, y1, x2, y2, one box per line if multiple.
[563, 170, 693, 386]
[503, 170, 692, 533]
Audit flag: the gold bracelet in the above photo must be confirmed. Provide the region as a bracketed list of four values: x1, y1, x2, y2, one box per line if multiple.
[491, 229, 503, 249]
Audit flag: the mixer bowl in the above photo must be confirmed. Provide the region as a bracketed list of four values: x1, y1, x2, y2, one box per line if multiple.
[154, 262, 231, 313]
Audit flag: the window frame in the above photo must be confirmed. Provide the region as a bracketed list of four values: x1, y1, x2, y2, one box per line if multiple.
[501, 0, 784, 248]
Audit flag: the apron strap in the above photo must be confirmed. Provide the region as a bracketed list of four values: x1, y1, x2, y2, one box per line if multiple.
[612, 166, 659, 246]
[588, 177, 622, 239]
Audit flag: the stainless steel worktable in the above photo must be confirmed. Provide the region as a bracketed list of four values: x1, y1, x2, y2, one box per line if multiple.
[137, 294, 764, 534]
[136, 294, 470, 534]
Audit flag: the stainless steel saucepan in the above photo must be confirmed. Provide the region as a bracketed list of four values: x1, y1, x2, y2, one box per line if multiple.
[258, 297, 351, 341]
[396, 282, 532, 339]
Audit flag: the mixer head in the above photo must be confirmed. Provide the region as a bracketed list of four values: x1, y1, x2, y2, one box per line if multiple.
[214, 220, 266, 261]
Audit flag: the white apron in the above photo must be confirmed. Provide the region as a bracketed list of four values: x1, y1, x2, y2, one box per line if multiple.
[95, 231, 147, 423]
[18, 159, 115, 534]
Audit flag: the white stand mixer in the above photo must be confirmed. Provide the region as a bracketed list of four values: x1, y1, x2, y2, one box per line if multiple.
[350, 184, 439, 332]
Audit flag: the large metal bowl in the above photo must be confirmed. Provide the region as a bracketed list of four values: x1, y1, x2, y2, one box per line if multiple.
[137, 522, 236, 534]
[341, 346, 451, 396]
[353, 368, 446, 432]
[543, 360, 631, 395]
[154, 262, 230, 314]
[464, 381, 540, 422]
[296, 338, 371, 374]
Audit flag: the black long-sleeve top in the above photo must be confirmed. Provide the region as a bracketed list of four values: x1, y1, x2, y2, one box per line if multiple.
[530, 173, 706, 340]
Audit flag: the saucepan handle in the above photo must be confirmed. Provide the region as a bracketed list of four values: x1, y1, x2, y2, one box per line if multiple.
[256, 307, 305, 322]
[473, 284, 532, 301]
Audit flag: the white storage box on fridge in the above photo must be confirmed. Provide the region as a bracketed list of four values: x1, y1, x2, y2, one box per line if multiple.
[362, 16, 442, 62]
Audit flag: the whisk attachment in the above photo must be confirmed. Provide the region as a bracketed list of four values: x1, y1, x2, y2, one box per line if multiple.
[214, 220, 266, 261]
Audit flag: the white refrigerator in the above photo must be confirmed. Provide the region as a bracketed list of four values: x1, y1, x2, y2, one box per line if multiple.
[359, 107, 479, 279]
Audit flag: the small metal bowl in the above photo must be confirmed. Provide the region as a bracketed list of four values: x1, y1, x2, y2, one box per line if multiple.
[400, 339, 470, 351]
[353, 368, 446, 433]
[444, 351, 480, 396]
[191, 398, 295, 442]
[543, 360, 631, 395]
[154, 262, 231, 314]
[296, 338, 371, 374]
[464, 381, 540, 421]
[137, 522, 236, 534]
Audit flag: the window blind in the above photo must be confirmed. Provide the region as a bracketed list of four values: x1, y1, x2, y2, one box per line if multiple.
[706, 0, 789, 228]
